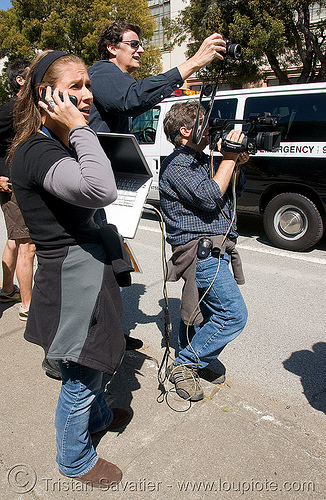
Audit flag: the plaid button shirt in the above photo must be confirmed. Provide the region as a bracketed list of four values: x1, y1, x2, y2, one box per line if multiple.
[159, 145, 246, 246]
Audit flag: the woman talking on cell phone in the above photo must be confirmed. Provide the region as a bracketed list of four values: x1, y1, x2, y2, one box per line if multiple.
[8, 50, 131, 488]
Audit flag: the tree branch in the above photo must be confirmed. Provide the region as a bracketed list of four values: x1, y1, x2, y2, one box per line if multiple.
[265, 51, 290, 84]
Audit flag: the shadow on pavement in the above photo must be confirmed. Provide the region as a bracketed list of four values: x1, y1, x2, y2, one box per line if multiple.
[0, 301, 17, 318]
[120, 283, 180, 351]
[121, 283, 157, 332]
[92, 350, 155, 447]
[283, 342, 326, 414]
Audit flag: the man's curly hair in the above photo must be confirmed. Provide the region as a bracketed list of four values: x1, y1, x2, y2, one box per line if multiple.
[97, 19, 142, 60]
[164, 101, 205, 146]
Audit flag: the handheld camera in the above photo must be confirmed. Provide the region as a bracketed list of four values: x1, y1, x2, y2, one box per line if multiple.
[223, 38, 241, 59]
[209, 113, 281, 155]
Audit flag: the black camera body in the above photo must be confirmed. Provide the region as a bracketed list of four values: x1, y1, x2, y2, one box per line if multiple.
[223, 38, 241, 59]
[240, 131, 281, 155]
[208, 113, 281, 155]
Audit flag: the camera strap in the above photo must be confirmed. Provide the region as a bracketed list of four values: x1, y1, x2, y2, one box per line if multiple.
[192, 83, 217, 145]
[192, 63, 224, 145]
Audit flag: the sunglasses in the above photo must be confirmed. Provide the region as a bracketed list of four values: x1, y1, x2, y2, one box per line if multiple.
[120, 40, 142, 49]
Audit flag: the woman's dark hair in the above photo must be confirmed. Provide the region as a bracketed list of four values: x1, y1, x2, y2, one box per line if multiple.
[164, 101, 205, 146]
[8, 50, 82, 164]
[97, 19, 141, 60]
[7, 60, 30, 94]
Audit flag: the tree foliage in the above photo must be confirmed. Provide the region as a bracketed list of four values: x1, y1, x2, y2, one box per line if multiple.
[164, 0, 326, 85]
[0, 0, 162, 103]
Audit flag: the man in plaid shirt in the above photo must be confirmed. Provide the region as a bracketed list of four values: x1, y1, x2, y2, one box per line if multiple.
[159, 100, 249, 401]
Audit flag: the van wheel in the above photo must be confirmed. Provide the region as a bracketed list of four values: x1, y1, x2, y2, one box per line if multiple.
[263, 193, 324, 251]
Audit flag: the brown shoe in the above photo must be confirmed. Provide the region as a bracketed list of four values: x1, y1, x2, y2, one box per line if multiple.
[60, 458, 122, 488]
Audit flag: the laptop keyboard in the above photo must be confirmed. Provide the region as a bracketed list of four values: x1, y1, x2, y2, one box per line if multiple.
[114, 178, 143, 207]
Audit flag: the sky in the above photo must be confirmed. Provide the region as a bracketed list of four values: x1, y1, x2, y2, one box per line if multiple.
[0, 0, 12, 10]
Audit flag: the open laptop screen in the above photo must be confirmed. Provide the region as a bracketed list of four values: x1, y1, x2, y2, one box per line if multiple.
[97, 132, 152, 177]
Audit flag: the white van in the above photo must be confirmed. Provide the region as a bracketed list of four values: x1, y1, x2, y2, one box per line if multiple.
[132, 82, 326, 251]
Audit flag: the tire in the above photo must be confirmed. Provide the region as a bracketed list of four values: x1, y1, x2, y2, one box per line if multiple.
[263, 193, 324, 251]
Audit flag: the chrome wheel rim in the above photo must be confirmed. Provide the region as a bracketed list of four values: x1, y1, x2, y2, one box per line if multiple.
[273, 205, 308, 240]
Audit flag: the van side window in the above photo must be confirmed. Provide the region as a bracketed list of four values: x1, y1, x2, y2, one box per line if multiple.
[203, 99, 237, 122]
[132, 106, 161, 144]
[244, 95, 326, 141]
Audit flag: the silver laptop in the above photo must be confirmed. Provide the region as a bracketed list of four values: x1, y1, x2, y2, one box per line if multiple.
[97, 133, 153, 239]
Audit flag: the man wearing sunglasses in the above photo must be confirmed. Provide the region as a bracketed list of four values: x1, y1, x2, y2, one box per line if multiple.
[88, 19, 227, 134]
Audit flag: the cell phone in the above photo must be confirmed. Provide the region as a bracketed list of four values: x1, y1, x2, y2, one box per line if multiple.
[41, 87, 78, 107]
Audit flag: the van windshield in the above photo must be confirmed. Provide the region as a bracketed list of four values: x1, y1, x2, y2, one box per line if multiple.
[132, 106, 161, 144]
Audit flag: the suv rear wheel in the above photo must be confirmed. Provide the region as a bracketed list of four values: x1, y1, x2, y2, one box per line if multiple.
[263, 193, 324, 251]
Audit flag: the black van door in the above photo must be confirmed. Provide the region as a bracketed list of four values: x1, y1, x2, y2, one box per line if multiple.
[239, 92, 326, 251]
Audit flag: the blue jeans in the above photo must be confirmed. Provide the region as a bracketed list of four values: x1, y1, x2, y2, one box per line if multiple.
[175, 252, 247, 369]
[55, 361, 114, 477]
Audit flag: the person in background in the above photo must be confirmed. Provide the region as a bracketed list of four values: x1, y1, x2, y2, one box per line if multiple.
[9, 50, 132, 488]
[0, 60, 35, 321]
[159, 101, 248, 401]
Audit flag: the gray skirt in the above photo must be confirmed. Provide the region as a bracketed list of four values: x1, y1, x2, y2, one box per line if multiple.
[25, 243, 125, 374]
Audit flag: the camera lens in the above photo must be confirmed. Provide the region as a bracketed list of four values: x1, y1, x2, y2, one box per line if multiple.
[223, 38, 241, 59]
[255, 132, 265, 150]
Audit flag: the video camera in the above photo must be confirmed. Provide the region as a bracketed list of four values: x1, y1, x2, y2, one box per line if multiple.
[208, 113, 281, 155]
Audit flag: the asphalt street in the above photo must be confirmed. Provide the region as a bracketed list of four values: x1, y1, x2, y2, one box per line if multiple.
[0, 209, 325, 499]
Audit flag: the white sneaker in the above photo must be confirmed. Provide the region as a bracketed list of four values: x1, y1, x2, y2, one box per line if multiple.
[19, 307, 29, 321]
